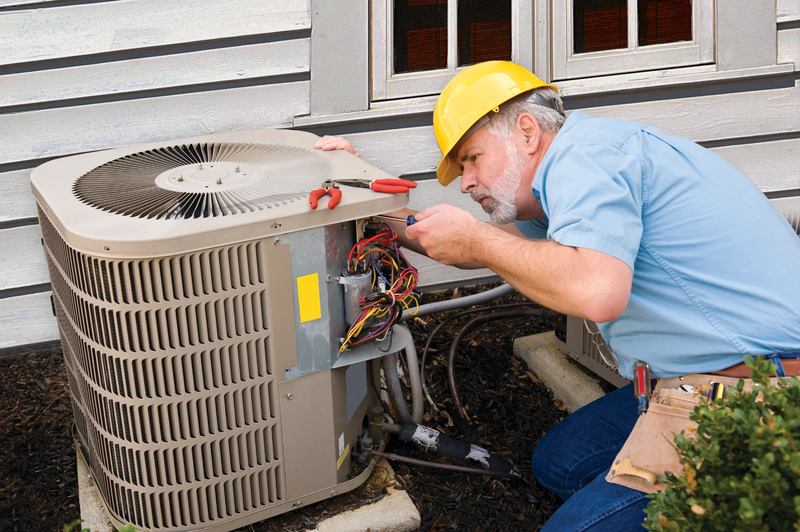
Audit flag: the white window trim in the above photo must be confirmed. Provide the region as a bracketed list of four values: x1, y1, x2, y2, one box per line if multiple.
[371, 0, 533, 101]
[552, 0, 714, 81]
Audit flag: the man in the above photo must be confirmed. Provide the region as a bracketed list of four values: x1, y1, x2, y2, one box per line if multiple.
[316, 60, 800, 530]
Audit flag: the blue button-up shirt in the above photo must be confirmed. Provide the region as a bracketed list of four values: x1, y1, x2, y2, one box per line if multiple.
[516, 111, 800, 379]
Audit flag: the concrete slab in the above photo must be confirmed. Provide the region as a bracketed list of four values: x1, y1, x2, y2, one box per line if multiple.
[76, 452, 419, 532]
[514, 331, 606, 413]
[316, 458, 421, 532]
[76, 450, 113, 532]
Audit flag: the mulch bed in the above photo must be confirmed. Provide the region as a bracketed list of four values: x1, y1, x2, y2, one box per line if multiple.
[0, 284, 567, 532]
[0, 345, 80, 532]
[385, 285, 566, 531]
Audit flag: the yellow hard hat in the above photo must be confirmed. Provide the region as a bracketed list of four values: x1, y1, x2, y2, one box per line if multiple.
[433, 61, 559, 186]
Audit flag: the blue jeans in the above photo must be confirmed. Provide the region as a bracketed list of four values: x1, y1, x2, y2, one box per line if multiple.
[532, 384, 651, 531]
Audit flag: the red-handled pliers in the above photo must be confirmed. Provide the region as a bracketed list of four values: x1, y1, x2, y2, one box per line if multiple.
[334, 178, 417, 194]
[309, 178, 416, 210]
[309, 180, 343, 209]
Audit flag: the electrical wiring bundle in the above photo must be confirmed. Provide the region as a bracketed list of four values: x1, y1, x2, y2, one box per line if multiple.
[340, 222, 419, 351]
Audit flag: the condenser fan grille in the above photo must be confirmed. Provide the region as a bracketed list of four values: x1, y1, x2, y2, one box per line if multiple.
[73, 142, 337, 219]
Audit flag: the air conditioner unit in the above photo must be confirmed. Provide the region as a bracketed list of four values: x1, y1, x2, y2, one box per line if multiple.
[553, 314, 629, 388]
[31, 129, 411, 531]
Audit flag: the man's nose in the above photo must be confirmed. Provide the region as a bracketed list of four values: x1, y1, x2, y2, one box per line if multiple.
[460, 168, 477, 194]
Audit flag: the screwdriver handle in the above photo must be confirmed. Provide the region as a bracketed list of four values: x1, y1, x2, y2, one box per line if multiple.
[633, 361, 651, 416]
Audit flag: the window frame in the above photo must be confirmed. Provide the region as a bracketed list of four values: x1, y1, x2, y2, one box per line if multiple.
[551, 0, 715, 81]
[370, 0, 533, 101]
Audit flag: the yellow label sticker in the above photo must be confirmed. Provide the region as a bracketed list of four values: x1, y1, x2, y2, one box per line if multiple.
[297, 273, 322, 323]
[337, 443, 350, 470]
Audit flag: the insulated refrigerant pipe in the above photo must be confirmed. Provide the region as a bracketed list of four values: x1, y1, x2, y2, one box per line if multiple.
[448, 308, 557, 419]
[396, 422, 521, 479]
[399, 325, 424, 423]
[382, 351, 413, 424]
[399, 282, 516, 322]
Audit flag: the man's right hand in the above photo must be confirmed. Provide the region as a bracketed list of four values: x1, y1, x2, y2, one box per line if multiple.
[313, 135, 361, 158]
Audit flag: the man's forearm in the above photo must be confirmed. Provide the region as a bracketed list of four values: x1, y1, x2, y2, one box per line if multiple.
[469, 224, 632, 322]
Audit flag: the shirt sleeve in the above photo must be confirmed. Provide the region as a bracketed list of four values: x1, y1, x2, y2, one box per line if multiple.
[514, 218, 549, 239]
[535, 141, 645, 270]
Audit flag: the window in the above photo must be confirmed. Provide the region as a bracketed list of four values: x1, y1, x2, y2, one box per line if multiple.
[552, 0, 714, 80]
[372, 0, 532, 101]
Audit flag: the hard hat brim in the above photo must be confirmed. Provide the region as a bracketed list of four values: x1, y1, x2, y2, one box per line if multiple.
[437, 152, 460, 186]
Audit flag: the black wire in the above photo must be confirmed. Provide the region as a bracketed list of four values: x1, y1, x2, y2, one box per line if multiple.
[419, 302, 541, 387]
[447, 308, 557, 419]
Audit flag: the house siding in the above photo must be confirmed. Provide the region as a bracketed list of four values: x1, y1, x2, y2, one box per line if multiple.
[1, 0, 797, 349]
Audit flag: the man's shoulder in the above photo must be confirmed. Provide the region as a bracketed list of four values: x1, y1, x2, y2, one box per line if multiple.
[558, 111, 647, 149]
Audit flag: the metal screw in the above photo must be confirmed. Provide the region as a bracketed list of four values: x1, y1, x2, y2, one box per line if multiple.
[286, 393, 294, 400]
[293, 501, 302, 508]
[274, 239, 281, 245]
[271, 223, 281, 229]
[331, 490, 337, 496]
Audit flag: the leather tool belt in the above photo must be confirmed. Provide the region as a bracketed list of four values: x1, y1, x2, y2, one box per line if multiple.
[605, 373, 785, 494]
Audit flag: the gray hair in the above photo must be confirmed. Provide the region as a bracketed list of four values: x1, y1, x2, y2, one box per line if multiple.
[484, 87, 566, 141]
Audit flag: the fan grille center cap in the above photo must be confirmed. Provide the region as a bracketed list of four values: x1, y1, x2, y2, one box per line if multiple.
[156, 162, 263, 191]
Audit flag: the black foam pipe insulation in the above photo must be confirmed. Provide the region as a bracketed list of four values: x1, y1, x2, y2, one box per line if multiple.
[398, 422, 521, 478]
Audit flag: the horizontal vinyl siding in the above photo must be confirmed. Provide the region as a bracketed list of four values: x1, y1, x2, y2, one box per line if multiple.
[0, 0, 311, 349]
[2, 82, 310, 165]
[1, 0, 798, 349]
[0, 0, 309, 66]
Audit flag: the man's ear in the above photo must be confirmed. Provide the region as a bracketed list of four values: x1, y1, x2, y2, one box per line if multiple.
[516, 113, 542, 154]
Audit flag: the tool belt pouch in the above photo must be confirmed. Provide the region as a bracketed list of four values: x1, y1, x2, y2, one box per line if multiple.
[605, 373, 777, 493]
[604, 389, 697, 493]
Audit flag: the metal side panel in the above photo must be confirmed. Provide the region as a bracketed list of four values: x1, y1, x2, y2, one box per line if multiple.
[263, 237, 300, 382]
[281, 224, 352, 380]
[278, 371, 338, 500]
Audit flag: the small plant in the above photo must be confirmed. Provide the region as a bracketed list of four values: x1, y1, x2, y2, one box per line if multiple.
[64, 519, 83, 532]
[63, 519, 143, 532]
[644, 355, 800, 531]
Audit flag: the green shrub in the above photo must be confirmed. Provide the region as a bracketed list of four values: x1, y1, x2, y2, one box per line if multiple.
[644, 355, 800, 531]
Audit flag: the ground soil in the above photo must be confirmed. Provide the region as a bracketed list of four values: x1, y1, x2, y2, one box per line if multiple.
[0, 284, 568, 532]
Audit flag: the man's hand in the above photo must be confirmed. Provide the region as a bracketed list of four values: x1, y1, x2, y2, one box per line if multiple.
[405, 204, 482, 265]
[313, 135, 361, 158]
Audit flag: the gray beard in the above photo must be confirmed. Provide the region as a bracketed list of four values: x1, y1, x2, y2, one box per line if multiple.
[472, 145, 523, 225]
